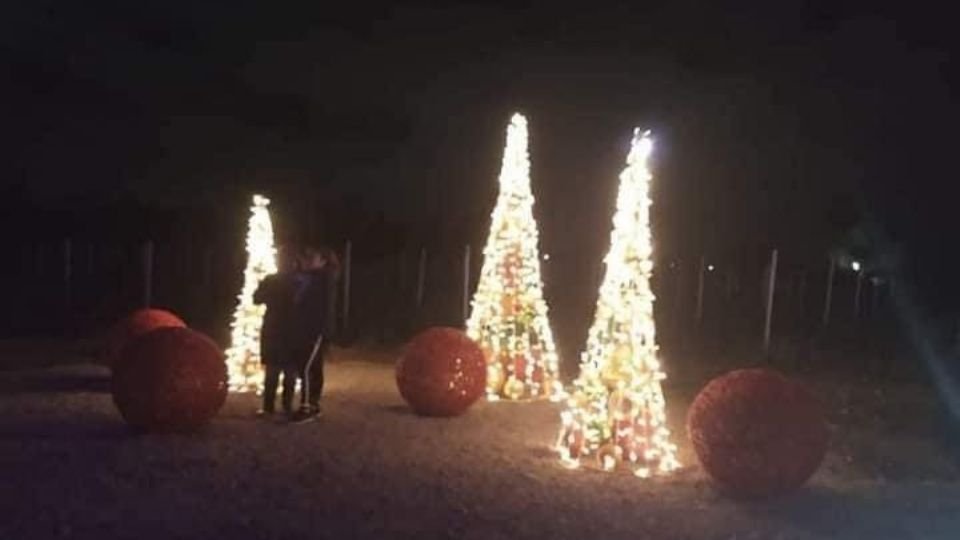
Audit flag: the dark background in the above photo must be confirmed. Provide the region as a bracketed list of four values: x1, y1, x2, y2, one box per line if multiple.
[2, 1, 958, 365]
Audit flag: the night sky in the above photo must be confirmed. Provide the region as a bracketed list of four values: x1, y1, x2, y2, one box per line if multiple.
[4, 1, 960, 310]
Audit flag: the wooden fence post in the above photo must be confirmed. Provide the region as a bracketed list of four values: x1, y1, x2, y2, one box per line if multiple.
[763, 249, 778, 355]
[822, 257, 835, 328]
[462, 244, 472, 323]
[672, 261, 684, 332]
[853, 267, 864, 319]
[695, 255, 706, 325]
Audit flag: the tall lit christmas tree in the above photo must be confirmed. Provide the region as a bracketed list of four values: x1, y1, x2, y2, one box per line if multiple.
[556, 130, 680, 476]
[466, 112, 562, 401]
[226, 194, 278, 393]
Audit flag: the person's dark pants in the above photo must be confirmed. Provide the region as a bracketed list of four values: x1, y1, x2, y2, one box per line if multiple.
[263, 363, 298, 414]
[299, 339, 328, 410]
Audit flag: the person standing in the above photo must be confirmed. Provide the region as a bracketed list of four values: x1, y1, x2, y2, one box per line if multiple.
[253, 245, 301, 417]
[290, 246, 339, 422]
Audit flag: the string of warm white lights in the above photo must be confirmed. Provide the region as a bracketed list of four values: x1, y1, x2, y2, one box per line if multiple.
[556, 130, 680, 476]
[225, 194, 278, 393]
[466, 113, 563, 401]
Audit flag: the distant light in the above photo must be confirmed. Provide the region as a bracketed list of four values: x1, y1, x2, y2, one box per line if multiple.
[851, 261, 861, 272]
[707, 264, 715, 272]
[543, 253, 551, 261]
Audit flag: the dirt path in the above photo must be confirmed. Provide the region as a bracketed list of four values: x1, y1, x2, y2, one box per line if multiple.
[2, 359, 959, 539]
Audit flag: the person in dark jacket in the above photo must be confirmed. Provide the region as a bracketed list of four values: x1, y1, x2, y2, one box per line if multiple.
[289, 246, 339, 422]
[253, 245, 301, 417]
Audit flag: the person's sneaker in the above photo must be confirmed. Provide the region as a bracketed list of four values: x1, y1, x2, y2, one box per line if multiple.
[289, 407, 320, 424]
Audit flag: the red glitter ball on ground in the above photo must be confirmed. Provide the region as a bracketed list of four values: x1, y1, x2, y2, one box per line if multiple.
[396, 327, 486, 417]
[112, 327, 227, 432]
[687, 368, 829, 498]
[103, 308, 186, 368]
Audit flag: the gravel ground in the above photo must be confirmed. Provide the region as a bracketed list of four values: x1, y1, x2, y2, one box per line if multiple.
[2, 349, 960, 540]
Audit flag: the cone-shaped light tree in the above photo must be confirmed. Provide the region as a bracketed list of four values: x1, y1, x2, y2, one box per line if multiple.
[466, 113, 562, 401]
[225, 194, 278, 392]
[556, 130, 680, 476]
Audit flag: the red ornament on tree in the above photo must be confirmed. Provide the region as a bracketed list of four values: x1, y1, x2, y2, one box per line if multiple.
[396, 327, 487, 416]
[104, 309, 186, 368]
[112, 327, 228, 432]
[530, 365, 544, 384]
[687, 368, 828, 498]
[512, 354, 527, 381]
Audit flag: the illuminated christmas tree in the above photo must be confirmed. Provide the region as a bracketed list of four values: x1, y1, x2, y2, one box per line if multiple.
[556, 130, 680, 476]
[225, 194, 278, 392]
[466, 113, 562, 401]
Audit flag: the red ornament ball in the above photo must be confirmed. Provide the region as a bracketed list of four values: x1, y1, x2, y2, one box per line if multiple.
[112, 327, 227, 432]
[687, 368, 829, 498]
[396, 327, 487, 417]
[104, 308, 186, 368]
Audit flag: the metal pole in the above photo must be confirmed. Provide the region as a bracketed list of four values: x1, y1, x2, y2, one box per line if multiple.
[822, 257, 835, 327]
[763, 249, 778, 354]
[462, 244, 472, 322]
[142, 241, 154, 308]
[416, 247, 427, 308]
[695, 255, 705, 325]
[342, 240, 352, 330]
[853, 269, 864, 319]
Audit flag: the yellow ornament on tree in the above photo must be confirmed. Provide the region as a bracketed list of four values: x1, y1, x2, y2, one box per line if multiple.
[503, 376, 525, 400]
[601, 344, 633, 387]
[597, 442, 623, 471]
[486, 361, 505, 394]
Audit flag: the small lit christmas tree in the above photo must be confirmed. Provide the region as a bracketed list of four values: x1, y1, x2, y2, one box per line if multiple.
[225, 194, 278, 393]
[556, 130, 680, 476]
[466, 113, 562, 401]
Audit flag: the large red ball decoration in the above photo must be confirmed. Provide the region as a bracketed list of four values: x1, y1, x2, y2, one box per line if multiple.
[104, 308, 186, 368]
[396, 327, 487, 417]
[687, 368, 829, 498]
[112, 327, 227, 432]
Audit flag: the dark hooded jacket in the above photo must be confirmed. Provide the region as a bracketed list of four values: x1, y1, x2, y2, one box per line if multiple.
[253, 272, 299, 366]
[289, 265, 338, 355]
